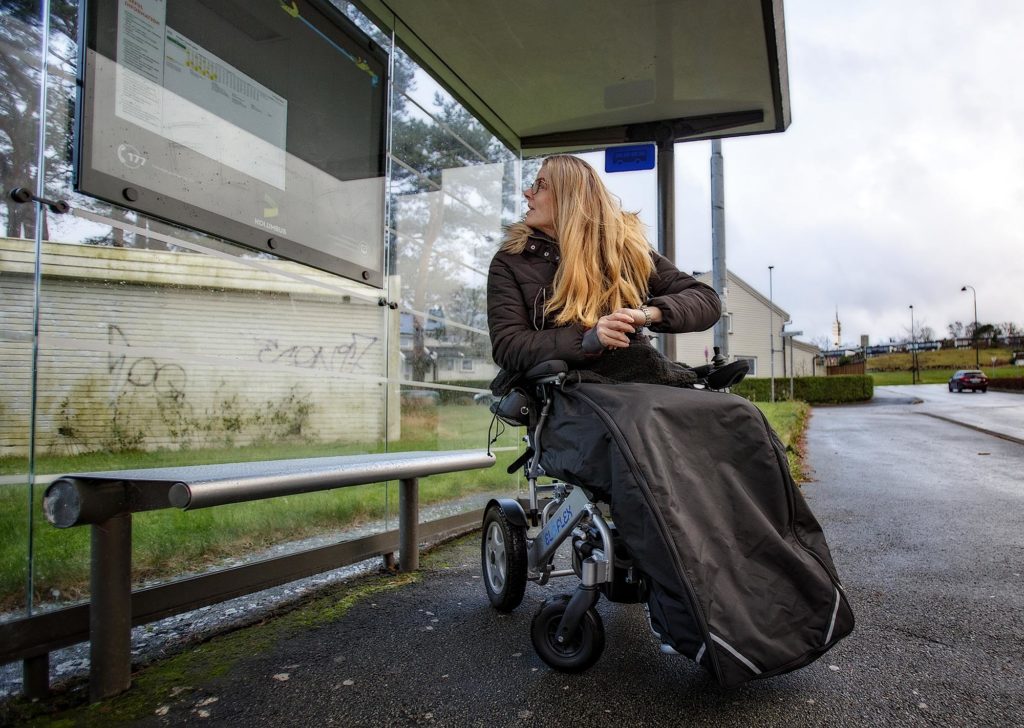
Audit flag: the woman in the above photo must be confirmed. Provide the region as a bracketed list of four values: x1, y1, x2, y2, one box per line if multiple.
[484, 155, 853, 686]
[486, 154, 720, 378]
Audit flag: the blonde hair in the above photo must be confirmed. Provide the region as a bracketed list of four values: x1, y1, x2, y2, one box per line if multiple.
[503, 155, 654, 327]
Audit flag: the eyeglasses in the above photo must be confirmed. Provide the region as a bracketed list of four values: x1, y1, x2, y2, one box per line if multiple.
[526, 178, 548, 195]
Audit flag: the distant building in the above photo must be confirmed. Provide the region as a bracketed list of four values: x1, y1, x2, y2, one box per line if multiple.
[399, 309, 498, 383]
[673, 270, 821, 377]
[831, 308, 842, 348]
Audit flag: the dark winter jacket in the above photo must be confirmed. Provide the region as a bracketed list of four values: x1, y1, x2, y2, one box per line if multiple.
[487, 224, 721, 375]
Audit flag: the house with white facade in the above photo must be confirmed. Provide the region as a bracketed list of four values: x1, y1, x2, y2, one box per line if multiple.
[673, 270, 821, 378]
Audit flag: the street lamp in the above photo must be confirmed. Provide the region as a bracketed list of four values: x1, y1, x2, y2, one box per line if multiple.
[961, 285, 979, 368]
[769, 265, 775, 403]
[909, 304, 916, 385]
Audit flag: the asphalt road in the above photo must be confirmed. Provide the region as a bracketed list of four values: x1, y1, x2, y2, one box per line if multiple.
[874, 383, 1024, 443]
[54, 389, 1024, 726]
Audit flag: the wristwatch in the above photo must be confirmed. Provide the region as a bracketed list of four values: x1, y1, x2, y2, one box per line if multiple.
[639, 304, 652, 328]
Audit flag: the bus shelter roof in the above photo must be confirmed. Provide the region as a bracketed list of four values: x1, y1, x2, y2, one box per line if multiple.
[356, 0, 790, 153]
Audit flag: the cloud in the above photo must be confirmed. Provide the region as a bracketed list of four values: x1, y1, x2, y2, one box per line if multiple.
[675, 0, 1024, 345]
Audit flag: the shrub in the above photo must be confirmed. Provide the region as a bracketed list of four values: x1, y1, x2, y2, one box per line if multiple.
[989, 377, 1024, 392]
[732, 375, 873, 404]
[434, 379, 492, 405]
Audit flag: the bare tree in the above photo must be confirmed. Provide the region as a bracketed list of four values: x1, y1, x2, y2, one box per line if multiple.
[391, 83, 515, 381]
[0, 1, 77, 238]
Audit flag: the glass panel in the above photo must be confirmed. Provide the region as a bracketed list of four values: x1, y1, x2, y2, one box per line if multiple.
[389, 47, 522, 512]
[15, 0, 394, 616]
[0, 0, 45, 623]
[1, 0, 524, 634]
[75, 0, 387, 285]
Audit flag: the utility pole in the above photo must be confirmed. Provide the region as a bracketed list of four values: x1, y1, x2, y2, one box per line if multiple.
[961, 285, 978, 368]
[769, 265, 775, 402]
[711, 140, 728, 359]
[657, 134, 677, 364]
[909, 304, 917, 384]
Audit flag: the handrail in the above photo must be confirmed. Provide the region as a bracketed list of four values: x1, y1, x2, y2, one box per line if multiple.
[44, 449, 494, 524]
[33, 449, 495, 702]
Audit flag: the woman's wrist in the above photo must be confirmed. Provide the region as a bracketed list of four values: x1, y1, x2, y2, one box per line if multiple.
[581, 326, 604, 356]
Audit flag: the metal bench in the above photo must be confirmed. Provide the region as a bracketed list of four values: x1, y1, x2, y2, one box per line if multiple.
[7, 449, 494, 700]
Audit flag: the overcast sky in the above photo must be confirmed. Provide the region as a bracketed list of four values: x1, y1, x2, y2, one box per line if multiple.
[586, 0, 1024, 349]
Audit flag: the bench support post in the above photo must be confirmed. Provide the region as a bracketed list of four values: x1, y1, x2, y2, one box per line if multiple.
[90, 513, 132, 701]
[398, 477, 419, 571]
[23, 653, 49, 698]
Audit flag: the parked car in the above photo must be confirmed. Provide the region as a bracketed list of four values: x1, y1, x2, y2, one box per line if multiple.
[948, 370, 988, 393]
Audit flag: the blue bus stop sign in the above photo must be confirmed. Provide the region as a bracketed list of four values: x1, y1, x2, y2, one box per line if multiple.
[605, 144, 656, 172]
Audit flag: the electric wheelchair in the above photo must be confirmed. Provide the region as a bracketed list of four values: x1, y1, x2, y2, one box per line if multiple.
[480, 348, 748, 672]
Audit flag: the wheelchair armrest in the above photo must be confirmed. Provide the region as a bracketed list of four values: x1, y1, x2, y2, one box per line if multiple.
[523, 359, 569, 382]
[705, 360, 749, 390]
[690, 363, 713, 378]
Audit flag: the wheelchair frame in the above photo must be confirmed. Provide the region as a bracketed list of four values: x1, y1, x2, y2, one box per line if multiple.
[481, 364, 629, 671]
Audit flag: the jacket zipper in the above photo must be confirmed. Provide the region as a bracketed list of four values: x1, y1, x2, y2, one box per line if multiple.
[532, 287, 547, 331]
[571, 388, 724, 683]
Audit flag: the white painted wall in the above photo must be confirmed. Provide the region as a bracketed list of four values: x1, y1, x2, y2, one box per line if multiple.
[1, 239, 389, 456]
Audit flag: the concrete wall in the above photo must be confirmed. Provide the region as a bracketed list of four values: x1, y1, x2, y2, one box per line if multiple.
[0, 238, 391, 456]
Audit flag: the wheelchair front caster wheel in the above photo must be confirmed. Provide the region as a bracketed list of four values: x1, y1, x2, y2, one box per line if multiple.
[482, 505, 527, 611]
[530, 594, 605, 672]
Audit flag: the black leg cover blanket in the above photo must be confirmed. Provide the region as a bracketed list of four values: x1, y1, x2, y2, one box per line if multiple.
[536, 382, 854, 686]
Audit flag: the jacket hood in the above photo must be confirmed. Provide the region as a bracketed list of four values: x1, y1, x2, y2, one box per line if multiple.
[501, 222, 557, 251]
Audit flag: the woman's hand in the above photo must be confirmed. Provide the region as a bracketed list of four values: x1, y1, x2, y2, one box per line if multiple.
[593, 310, 639, 349]
[590, 307, 664, 350]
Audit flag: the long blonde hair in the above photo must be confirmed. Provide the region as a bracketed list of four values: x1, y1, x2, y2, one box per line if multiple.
[503, 155, 654, 327]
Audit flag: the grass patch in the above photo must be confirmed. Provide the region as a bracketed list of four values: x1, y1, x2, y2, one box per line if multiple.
[755, 401, 810, 482]
[870, 367, 1022, 386]
[0, 404, 511, 477]
[867, 347, 1019, 372]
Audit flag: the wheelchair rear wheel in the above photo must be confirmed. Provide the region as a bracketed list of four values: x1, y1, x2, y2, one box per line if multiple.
[482, 505, 528, 611]
[531, 594, 605, 672]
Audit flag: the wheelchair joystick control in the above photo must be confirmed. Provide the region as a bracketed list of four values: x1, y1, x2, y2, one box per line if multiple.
[711, 345, 727, 369]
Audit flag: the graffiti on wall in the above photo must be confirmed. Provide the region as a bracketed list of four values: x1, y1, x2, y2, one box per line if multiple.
[254, 333, 379, 373]
[108, 324, 188, 399]
[50, 325, 376, 452]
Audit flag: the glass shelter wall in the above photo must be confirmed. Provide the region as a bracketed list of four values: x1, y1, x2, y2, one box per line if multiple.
[0, 1, 47, 621]
[0, 0, 520, 625]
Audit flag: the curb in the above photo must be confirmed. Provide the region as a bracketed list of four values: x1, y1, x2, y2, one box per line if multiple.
[915, 412, 1024, 446]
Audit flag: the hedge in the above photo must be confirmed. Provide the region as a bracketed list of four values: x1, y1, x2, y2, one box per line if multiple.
[434, 379, 492, 405]
[989, 377, 1024, 392]
[731, 375, 873, 404]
